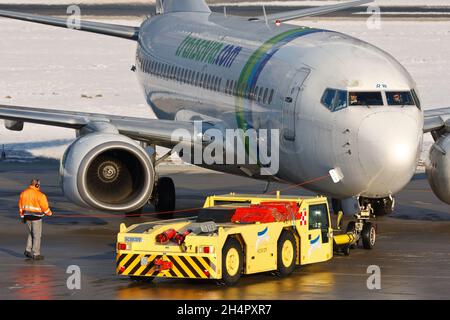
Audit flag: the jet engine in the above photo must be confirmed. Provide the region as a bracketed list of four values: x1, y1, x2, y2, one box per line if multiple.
[426, 134, 450, 204]
[60, 131, 155, 212]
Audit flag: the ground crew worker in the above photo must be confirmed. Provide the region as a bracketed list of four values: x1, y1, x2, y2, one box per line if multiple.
[18, 179, 53, 260]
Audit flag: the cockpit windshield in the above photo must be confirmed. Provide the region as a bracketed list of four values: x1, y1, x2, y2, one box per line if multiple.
[386, 91, 415, 106]
[348, 92, 383, 106]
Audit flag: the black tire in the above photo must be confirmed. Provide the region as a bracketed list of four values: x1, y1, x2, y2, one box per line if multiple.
[276, 230, 297, 277]
[362, 222, 376, 249]
[221, 237, 243, 286]
[154, 177, 175, 219]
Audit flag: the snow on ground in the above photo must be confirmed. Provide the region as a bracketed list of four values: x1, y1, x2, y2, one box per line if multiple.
[0, 18, 151, 159]
[0, 17, 449, 162]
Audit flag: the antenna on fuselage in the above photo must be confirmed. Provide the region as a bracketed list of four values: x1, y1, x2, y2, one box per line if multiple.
[156, 0, 164, 15]
[224, 6, 227, 18]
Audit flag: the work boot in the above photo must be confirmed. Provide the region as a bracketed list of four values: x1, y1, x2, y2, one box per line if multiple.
[32, 255, 44, 261]
[24, 251, 32, 258]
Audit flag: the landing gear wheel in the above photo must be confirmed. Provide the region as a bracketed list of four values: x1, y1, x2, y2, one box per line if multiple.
[154, 177, 175, 219]
[362, 222, 376, 249]
[276, 230, 297, 277]
[221, 237, 243, 286]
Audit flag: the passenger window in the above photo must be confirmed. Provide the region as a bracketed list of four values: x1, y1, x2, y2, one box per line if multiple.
[258, 87, 264, 102]
[349, 91, 383, 106]
[195, 72, 200, 86]
[206, 74, 211, 89]
[386, 91, 415, 106]
[268, 89, 274, 104]
[263, 88, 269, 103]
[150, 61, 155, 73]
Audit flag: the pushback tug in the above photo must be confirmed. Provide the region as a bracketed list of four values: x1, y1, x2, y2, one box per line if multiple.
[116, 193, 376, 285]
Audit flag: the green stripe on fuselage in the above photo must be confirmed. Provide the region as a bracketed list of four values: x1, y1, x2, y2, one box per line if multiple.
[234, 27, 315, 160]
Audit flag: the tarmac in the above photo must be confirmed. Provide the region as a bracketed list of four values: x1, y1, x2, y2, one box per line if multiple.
[0, 160, 449, 300]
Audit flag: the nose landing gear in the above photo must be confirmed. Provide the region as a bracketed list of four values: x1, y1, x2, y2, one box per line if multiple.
[344, 204, 377, 250]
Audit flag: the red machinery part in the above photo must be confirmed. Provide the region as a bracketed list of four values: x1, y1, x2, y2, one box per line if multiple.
[172, 229, 192, 245]
[154, 258, 173, 271]
[232, 202, 300, 223]
[156, 228, 177, 243]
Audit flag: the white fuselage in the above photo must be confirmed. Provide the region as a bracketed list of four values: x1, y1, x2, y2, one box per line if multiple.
[135, 11, 423, 200]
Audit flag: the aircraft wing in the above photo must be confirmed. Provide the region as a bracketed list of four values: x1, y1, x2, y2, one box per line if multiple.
[249, 0, 372, 23]
[0, 9, 139, 40]
[423, 107, 450, 133]
[0, 104, 204, 149]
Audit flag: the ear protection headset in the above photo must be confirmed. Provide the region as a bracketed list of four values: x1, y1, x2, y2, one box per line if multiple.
[34, 179, 40, 188]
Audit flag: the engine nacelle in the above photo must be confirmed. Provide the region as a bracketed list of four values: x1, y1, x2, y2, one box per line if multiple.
[426, 135, 450, 204]
[60, 132, 155, 212]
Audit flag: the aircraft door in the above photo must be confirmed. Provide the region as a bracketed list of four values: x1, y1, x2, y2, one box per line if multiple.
[282, 68, 310, 141]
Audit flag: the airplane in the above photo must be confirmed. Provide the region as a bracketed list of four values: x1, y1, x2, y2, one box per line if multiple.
[1, 0, 450, 227]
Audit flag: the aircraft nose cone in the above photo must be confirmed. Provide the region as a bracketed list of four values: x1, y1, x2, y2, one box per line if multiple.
[357, 112, 421, 196]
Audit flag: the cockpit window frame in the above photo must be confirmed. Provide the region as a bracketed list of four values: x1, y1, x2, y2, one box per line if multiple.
[320, 88, 348, 112]
[385, 91, 416, 107]
[348, 91, 384, 107]
[410, 89, 422, 110]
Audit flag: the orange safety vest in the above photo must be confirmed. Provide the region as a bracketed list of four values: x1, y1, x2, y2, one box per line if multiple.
[18, 186, 52, 218]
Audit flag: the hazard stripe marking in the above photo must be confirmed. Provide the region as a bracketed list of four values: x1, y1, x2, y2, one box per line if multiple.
[185, 256, 207, 279]
[116, 253, 126, 266]
[141, 255, 160, 276]
[118, 254, 217, 279]
[129, 256, 145, 275]
[168, 269, 177, 277]
[170, 256, 190, 278]
[178, 256, 202, 278]
[116, 254, 134, 273]
[121, 254, 140, 275]
[203, 257, 216, 272]
[173, 256, 196, 278]
[192, 256, 210, 276]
